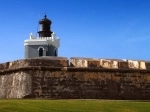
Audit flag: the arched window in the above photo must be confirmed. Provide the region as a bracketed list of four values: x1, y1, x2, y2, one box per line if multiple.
[39, 48, 43, 57]
[38, 47, 45, 57]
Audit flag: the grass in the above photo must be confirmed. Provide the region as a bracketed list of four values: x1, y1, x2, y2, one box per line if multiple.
[0, 99, 150, 112]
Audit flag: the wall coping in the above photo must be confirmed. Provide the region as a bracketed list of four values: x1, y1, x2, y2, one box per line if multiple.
[1, 66, 150, 75]
[1, 56, 150, 73]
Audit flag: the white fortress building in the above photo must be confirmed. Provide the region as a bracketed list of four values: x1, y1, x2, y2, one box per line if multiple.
[24, 15, 60, 58]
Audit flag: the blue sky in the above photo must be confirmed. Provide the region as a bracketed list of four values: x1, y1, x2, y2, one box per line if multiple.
[0, 0, 150, 62]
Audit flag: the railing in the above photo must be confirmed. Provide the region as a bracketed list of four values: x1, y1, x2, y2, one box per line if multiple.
[30, 37, 59, 41]
[38, 37, 55, 40]
[29, 33, 59, 41]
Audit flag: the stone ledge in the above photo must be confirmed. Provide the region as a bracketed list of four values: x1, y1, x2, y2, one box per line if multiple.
[0, 57, 69, 70]
[1, 57, 150, 71]
[0, 66, 150, 75]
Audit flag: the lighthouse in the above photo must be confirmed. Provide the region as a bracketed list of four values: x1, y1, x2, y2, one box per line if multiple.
[24, 15, 60, 58]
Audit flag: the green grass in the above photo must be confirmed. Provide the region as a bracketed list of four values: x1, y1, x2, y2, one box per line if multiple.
[0, 99, 150, 112]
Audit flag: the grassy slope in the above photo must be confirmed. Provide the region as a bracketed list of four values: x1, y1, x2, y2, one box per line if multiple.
[0, 100, 150, 112]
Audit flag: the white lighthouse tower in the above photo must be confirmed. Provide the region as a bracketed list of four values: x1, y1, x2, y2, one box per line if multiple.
[24, 15, 60, 58]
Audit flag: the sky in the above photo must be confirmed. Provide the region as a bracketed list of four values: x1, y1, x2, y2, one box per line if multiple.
[0, 0, 150, 63]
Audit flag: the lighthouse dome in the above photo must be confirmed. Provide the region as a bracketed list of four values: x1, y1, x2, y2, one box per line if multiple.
[39, 15, 52, 24]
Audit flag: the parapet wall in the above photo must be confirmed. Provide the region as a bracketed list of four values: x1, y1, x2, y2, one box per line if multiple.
[1, 56, 150, 99]
[0, 57, 68, 71]
[70, 57, 150, 69]
[1, 57, 150, 70]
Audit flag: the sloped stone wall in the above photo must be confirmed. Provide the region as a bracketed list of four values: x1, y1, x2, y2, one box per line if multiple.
[31, 68, 150, 100]
[0, 71, 32, 98]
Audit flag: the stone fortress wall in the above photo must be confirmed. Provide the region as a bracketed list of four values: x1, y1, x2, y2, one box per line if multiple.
[1, 57, 150, 99]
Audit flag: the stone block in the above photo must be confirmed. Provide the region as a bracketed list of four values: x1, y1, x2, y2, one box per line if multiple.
[0, 57, 69, 70]
[28, 56, 69, 67]
[145, 61, 150, 69]
[10, 60, 20, 69]
[118, 61, 129, 68]
[128, 60, 139, 69]
[70, 57, 94, 67]
[88, 60, 100, 67]
[99, 59, 119, 68]
[0, 62, 9, 70]
[139, 61, 146, 69]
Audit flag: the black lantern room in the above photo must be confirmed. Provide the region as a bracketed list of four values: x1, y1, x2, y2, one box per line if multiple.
[38, 15, 53, 37]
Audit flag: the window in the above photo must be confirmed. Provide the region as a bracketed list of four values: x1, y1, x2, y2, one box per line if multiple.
[54, 49, 57, 56]
[39, 48, 43, 57]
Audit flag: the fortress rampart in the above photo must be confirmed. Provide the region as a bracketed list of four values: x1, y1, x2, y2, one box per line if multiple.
[1, 57, 150, 99]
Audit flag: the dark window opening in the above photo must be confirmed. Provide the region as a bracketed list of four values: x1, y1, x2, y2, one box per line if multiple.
[39, 48, 43, 57]
[54, 50, 57, 56]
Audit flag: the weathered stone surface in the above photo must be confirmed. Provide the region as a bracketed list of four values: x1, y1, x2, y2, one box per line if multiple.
[0, 71, 32, 98]
[31, 69, 150, 100]
[99, 59, 122, 68]
[1, 57, 150, 99]
[0, 57, 69, 70]
[145, 61, 150, 69]
[27, 57, 69, 67]
[70, 57, 94, 67]
[139, 61, 146, 69]
[128, 60, 140, 69]
[118, 61, 129, 68]
[0, 62, 9, 70]
[88, 60, 101, 67]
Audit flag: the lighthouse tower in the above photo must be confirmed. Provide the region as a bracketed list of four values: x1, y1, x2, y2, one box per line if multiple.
[24, 15, 60, 58]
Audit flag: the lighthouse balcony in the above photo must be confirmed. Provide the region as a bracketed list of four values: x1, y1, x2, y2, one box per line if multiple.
[24, 37, 60, 48]
[37, 37, 58, 41]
